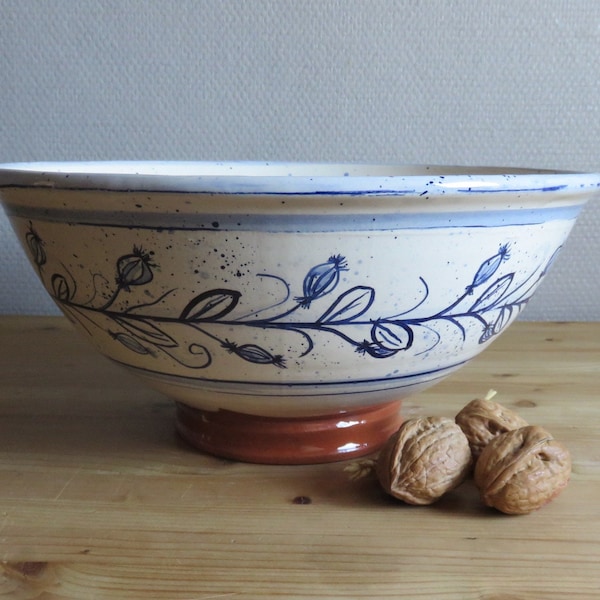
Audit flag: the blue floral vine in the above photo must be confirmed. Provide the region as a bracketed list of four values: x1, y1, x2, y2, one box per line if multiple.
[24, 222, 560, 372]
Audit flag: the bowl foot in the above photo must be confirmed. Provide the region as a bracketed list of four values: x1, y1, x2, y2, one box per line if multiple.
[175, 401, 403, 464]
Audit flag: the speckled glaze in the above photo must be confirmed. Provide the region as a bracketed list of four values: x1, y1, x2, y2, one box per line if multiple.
[1, 162, 598, 463]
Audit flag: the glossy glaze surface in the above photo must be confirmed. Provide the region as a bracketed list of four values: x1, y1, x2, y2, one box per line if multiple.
[1, 162, 598, 462]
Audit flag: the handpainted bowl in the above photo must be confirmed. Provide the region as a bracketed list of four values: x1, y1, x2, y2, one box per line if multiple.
[1, 162, 598, 464]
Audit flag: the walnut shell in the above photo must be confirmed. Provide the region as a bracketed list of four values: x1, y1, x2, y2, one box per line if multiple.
[456, 395, 528, 459]
[376, 416, 472, 505]
[474, 425, 571, 515]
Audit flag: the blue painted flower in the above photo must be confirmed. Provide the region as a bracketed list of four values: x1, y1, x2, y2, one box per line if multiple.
[115, 246, 156, 292]
[356, 340, 399, 358]
[222, 340, 286, 368]
[296, 255, 348, 308]
[370, 320, 414, 352]
[467, 243, 510, 293]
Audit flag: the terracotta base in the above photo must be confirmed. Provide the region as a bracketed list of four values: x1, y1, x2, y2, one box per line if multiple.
[175, 401, 403, 464]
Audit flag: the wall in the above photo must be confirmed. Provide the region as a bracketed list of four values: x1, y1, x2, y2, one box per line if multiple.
[2, 0, 599, 318]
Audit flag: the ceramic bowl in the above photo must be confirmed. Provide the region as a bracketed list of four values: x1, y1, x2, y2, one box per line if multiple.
[1, 162, 598, 463]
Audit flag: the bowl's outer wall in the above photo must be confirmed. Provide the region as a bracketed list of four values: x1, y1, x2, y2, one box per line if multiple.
[0, 167, 597, 416]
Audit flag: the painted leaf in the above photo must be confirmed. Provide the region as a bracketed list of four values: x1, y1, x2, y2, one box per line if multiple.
[469, 273, 514, 312]
[110, 331, 153, 355]
[318, 286, 375, 323]
[25, 223, 46, 268]
[114, 317, 178, 348]
[51, 274, 71, 301]
[492, 305, 514, 335]
[478, 324, 495, 344]
[540, 245, 562, 278]
[180, 289, 241, 321]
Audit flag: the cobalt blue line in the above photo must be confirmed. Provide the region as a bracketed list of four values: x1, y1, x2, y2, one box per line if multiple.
[111, 356, 467, 393]
[0, 183, 415, 196]
[249, 189, 417, 196]
[228, 189, 419, 196]
[456, 185, 568, 193]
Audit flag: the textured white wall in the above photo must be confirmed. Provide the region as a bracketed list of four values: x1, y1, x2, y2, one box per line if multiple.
[1, 0, 599, 318]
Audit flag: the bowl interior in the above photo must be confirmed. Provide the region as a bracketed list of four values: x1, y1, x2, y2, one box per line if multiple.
[0, 160, 563, 177]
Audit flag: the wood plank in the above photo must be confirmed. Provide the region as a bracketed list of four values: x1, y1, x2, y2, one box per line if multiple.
[1, 317, 599, 598]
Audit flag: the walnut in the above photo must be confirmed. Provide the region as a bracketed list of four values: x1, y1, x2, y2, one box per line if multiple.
[376, 416, 472, 505]
[474, 425, 571, 515]
[455, 390, 528, 459]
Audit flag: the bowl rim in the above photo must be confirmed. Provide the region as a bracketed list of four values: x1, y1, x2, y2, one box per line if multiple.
[1, 161, 600, 196]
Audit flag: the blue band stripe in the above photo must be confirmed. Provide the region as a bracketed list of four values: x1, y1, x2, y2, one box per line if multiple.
[5, 203, 584, 231]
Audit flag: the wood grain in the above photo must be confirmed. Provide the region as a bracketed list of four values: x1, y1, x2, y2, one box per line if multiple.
[1, 317, 599, 599]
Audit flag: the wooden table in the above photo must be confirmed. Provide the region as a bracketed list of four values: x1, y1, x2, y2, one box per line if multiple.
[1, 317, 599, 599]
